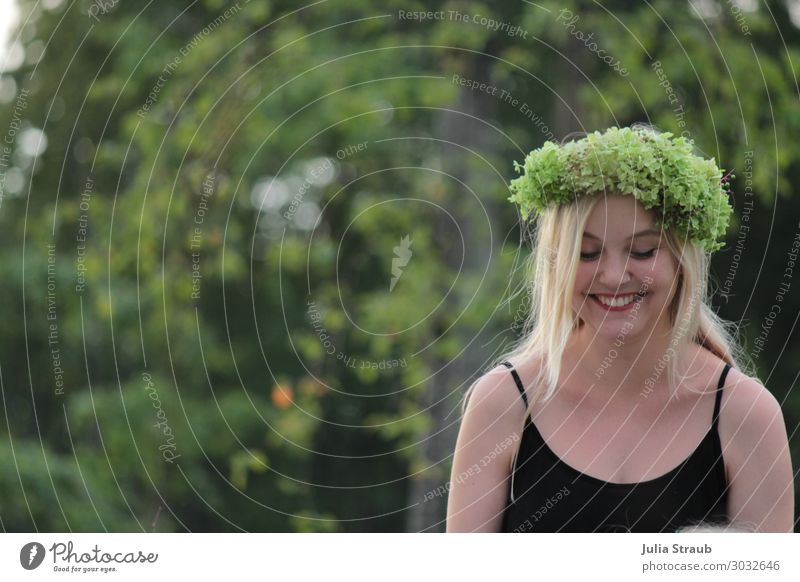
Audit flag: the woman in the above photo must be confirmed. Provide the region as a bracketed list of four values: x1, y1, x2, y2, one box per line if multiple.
[446, 125, 794, 532]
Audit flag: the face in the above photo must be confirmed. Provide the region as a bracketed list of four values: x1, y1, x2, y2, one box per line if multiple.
[572, 194, 680, 341]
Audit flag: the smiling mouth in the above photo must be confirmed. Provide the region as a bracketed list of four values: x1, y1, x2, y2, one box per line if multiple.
[588, 292, 648, 308]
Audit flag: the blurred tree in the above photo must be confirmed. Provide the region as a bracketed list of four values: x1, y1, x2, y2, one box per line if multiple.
[0, 0, 798, 532]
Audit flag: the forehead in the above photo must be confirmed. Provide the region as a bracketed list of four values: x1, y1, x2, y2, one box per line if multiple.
[583, 194, 660, 241]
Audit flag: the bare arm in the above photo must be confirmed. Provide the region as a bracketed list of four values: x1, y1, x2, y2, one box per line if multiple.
[723, 374, 795, 532]
[446, 368, 526, 532]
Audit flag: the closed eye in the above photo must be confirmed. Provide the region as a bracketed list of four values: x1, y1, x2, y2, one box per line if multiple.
[631, 248, 657, 259]
[579, 249, 657, 261]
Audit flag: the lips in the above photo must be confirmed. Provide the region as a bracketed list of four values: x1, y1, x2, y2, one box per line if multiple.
[588, 292, 647, 311]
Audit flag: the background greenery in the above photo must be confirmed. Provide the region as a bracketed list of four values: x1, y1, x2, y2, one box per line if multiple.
[0, 0, 798, 532]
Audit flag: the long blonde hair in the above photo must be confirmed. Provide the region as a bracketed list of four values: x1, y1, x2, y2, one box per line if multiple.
[460, 167, 754, 501]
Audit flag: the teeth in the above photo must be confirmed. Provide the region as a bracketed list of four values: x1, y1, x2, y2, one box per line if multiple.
[595, 294, 638, 307]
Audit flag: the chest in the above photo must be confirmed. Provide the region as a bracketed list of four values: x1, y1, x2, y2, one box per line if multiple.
[528, 390, 716, 484]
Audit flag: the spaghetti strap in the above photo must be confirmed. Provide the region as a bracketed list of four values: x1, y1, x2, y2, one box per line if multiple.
[712, 363, 732, 428]
[501, 361, 529, 408]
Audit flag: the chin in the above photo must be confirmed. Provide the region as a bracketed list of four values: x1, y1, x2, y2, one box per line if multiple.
[588, 320, 642, 338]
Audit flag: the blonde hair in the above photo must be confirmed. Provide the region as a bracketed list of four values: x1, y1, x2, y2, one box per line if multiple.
[460, 132, 755, 503]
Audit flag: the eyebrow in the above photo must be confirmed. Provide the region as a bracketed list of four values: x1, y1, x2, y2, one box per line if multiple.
[583, 228, 661, 241]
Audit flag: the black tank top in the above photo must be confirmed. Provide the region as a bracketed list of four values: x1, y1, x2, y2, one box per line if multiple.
[500, 361, 731, 533]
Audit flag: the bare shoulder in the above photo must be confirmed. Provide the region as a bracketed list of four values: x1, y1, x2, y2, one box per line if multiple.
[714, 364, 794, 531]
[690, 347, 787, 454]
[470, 354, 547, 410]
[448, 360, 540, 532]
[466, 362, 529, 422]
[716, 364, 789, 485]
[719, 366, 786, 435]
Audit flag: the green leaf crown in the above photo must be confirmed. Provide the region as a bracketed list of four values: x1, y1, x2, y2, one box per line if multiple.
[507, 126, 734, 252]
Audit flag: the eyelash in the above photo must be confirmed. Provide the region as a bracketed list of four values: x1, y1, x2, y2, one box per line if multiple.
[580, 249, 657, 261]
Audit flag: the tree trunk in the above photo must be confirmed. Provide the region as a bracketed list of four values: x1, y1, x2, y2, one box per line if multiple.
[406, 53, 500, 532]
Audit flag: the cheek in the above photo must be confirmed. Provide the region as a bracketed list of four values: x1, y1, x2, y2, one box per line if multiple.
[571, 268, 596, 312]
[573, 266, 594, 292]
[644, 254, 679, 291]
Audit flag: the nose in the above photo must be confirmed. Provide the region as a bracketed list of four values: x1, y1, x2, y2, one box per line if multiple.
[592, 251, 632, 289]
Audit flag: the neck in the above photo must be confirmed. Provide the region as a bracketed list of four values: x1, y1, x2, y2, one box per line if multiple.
[565, 320, 685, 400]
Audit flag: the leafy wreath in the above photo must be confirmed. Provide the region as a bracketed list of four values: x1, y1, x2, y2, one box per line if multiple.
[508, 126, 734, 252]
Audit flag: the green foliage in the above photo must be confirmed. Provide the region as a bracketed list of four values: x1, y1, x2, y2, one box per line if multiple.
[0, 0, 798, 533]
[508, 126, 733, 251]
